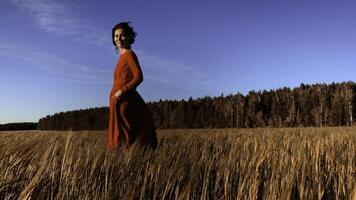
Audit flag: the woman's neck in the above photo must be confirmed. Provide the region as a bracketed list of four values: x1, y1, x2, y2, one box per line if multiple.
[120, 48, 131, 55]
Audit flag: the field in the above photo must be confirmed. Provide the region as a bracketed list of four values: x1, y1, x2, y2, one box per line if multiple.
[0, 128, 355, 200]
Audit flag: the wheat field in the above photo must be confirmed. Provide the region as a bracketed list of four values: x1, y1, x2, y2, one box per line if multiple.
[0, 128, 355, 200]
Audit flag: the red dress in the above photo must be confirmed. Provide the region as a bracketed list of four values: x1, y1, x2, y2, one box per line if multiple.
[107, 50, 157, 151]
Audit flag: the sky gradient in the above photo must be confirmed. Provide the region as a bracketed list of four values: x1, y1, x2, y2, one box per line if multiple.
[1, 0, 356, 123]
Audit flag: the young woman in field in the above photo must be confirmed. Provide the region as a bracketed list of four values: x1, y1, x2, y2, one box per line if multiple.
[107, 22, 158, 151]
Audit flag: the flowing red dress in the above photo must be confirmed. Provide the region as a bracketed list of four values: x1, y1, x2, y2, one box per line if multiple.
[107, 50, 158, 151]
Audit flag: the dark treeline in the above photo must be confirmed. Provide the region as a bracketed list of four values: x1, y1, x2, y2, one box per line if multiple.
[37, 107, 108, 131]
[0, 122, 37, 131]
[37, 82, 356, 130]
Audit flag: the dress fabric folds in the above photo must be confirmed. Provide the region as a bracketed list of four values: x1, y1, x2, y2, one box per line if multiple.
[107, 50, 157, 151]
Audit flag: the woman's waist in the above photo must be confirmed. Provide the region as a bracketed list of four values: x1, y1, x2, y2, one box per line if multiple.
[111, 84, 137, 94]
[116, 89, 140, 102]
[111, 82, 124, 90]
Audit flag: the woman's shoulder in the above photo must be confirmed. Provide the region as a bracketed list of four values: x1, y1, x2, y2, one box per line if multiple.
[123, 50, 136, 56]
[122, 50, 138, 61]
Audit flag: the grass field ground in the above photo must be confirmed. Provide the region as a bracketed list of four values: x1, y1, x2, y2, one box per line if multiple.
[0, 127, 355, 199]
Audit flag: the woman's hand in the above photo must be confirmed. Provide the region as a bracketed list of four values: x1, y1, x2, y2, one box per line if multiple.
[114, 89, 123, 98]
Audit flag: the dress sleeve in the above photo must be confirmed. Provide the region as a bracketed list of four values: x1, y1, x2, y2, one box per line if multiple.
[121, 51, 143, 93]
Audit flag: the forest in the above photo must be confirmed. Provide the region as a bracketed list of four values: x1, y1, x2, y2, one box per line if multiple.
[0, 122, 37, 131]
[34, 82, 356, 131]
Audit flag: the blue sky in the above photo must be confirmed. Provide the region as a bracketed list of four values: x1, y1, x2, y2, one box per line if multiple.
[1, 0, 356, 123]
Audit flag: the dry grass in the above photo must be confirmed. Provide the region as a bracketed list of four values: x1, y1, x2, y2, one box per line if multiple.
[0, 127, 355, 200]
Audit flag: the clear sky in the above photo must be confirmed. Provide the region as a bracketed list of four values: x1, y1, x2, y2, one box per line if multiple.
[1, 0, 356, 123]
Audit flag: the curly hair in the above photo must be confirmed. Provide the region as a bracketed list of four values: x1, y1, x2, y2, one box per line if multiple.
[112, 21, 137, 47]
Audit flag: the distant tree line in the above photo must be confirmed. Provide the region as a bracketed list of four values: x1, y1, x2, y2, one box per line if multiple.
[37, 82, 356, 130]
[0, 122, 37, 131]
[37, 107, 108, 131]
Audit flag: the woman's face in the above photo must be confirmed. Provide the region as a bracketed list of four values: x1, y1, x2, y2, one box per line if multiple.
[114, 28, 130, 48]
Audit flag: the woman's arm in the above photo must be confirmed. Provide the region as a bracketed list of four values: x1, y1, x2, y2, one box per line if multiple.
[121, 51, 143, 94]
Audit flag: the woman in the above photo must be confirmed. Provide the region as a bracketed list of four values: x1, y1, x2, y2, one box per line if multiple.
[107, 22, 158, 151]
